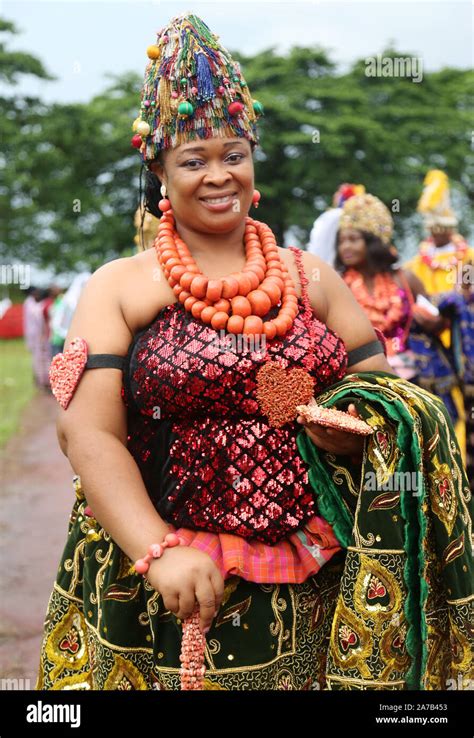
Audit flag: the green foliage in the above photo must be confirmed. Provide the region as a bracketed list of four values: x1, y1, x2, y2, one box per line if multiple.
[242, 46, 473, 247]
[1, 18, 472, 274]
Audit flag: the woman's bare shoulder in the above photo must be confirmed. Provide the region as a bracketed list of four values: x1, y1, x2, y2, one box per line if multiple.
[93, 249, 160, 281]
[67, 251, 174, 346]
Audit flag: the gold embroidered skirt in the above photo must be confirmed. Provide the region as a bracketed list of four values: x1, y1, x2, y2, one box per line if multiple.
[35, 478, 347, 690]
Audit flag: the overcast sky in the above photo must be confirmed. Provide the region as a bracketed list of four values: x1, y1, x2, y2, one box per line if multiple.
[3, 0, 473, 104]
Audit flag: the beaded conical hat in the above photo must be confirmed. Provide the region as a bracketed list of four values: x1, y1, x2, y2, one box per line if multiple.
[339, 193, 394, 245]
[131, 12, 264, 167]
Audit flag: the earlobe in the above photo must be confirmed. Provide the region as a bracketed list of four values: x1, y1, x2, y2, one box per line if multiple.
[150, 162, 166, 184]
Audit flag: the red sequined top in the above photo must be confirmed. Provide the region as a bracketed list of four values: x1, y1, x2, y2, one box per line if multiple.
[121, 246, 348, 545]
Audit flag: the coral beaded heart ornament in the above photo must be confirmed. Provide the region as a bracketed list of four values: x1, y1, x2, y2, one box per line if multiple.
[255, 359, 315, 428]
[49, 337, 88, 409]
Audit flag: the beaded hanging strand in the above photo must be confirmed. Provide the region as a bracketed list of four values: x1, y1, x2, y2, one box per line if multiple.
[180, 608, 207, 689]
[288, 246, 319, 373]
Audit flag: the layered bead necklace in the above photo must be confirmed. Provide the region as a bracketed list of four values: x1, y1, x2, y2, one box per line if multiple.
[419, 235, 468, 271]
[155, 209, 317, 427]
[155, 209, 299, 337]
[342, 268, 405, 334]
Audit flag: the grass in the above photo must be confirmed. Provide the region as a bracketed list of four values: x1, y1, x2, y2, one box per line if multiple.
[0, 338, 36, 447]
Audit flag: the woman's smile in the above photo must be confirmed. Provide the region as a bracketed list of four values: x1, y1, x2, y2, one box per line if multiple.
[198, 191, 239, 212]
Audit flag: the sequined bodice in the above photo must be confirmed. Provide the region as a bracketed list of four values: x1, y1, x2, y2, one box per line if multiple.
[121, 248, 348, 544]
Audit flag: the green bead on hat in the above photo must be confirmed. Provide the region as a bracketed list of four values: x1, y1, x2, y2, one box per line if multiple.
[178, 101, 194, 118]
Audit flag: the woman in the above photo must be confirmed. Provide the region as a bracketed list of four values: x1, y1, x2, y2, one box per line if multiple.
[36, 13, 472, 691]
[334, 194, 462, 416]
[27, 287, 53, 389]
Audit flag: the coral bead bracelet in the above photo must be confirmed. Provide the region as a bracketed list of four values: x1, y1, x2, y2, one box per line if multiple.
[133, 531, 208, 689]
[133, 532, 186, 574]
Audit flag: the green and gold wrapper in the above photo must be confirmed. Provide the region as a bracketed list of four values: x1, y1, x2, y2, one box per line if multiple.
[297, 371, 473, 690]
[35, 372, 473, 690]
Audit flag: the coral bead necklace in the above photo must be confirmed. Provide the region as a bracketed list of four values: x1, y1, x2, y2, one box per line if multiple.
[154, 209, 318, 428]
[419, 235, 468, 271]
[342, 268, 405, 334]
[155, 209, 299, 338]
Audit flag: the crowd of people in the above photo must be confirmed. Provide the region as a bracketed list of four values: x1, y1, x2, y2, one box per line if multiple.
[308, 173, 474, 489]
[22, 275, 90, 389]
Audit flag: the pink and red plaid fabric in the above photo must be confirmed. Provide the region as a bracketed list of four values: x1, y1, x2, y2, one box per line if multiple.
[170, 514, 342, 583]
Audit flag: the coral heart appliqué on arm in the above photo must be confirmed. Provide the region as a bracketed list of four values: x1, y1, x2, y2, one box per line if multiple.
[49, 337, 88, 409]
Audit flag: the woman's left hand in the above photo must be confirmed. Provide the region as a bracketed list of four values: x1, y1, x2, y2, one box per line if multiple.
[296, 403, 365, 461]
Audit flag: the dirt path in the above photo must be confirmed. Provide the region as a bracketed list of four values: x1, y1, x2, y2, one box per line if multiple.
[0, 390, 73, 687]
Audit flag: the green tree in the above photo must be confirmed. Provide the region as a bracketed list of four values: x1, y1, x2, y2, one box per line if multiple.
[2, 25, 472, 273]
[0, 17, 55, 267]
[241, 46, 473, 253]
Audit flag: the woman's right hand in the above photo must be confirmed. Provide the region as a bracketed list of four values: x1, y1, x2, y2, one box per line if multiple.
[145, 545, 225, 634]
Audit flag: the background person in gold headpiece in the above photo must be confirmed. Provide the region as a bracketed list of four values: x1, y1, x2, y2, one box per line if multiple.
[134, 202, 160, 253]
[404, 170, 474, 475]
[334, 192, 440, 378]
[406, 170, 473, 304]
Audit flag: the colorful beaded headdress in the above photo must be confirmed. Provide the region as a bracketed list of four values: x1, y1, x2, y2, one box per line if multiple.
[131, 12, 264, 167]
[339, 193, 394, 245]
[417, 169, 458, 231]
